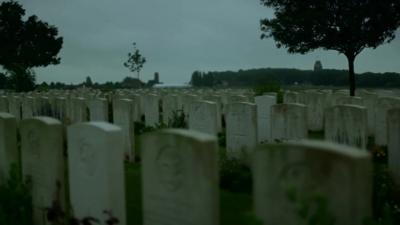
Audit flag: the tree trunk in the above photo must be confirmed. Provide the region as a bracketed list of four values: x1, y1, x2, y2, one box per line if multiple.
[347, 55, 356, 96]
[137, 71, 140, 80]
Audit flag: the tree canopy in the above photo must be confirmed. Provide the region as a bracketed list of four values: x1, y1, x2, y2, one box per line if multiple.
[123, 42, 146, 80]
[190, 68, 400, 88]
[260, 0, 400, 96]
[0, 0, 63, 91]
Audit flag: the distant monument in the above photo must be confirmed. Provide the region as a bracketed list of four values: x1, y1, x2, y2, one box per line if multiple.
[154, 72, 160, 83]
[314, 60, 323, 71]
[147, 72, 162, 87]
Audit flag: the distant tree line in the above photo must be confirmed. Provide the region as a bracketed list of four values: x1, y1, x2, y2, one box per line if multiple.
[190, 68, 400, 88]
[0, 74, 149, 91]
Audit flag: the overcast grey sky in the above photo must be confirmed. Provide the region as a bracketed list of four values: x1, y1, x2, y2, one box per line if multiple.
[18, 0, 400, 84]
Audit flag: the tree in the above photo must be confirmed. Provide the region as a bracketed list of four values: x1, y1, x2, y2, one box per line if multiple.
[190, 71, 203, 86]
[0, 0, 63, 92]
[123, 42, 146, 80]
[8, 67, 35, 92]
[260, 0, 400, 96]
[85, 76, 93, 87]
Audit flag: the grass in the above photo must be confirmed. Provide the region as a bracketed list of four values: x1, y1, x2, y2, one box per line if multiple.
[308, 130, 325, 140]
[125, 163, 142, 225]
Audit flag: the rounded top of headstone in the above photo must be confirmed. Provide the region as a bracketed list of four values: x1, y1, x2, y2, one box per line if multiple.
[335, 104, 367, 110]
[193, 100, 217, 105]
[228, 102, 256, 107]
[0, 112, 15, 119]
[69, 121, 121, 132]
[262, 140, 370, 159]
[150, 129, 217, 143]
[23, 116, 62, 125]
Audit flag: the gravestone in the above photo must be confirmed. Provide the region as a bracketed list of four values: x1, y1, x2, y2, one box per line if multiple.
[22, 96, 35, 119]
[128, 94, 142, 122]
[181, 94, 200, 122]
[303, 91, 325, 131]
[374, 97, 400, 145]
[202, 95, 222, 131]
[143, 94, 160, 127]
[141, 129, 219, 225]
[20, 117, 66, 225]
[54, 97, 67, 123]
[270, 103, 308, 141]
[255, 95, 276, 143]
[359, 92, 378, 135]
[71, 97, 89, 123]
[188, 101, 218, 136]
[37, 97, 52, 117]
[0, 96, 9, 112]
[227, 95, 249, 104]
[89, 98, 109, 121]
[335, 96, 364, 106]
[113, 99, 135, 160]
[0, 113, 18, 185]
[325, 105, 368, 149]
[226, 103, 258, 157]
[68, 122, 126, 225]
[162, 95, 180, 125]
[253, 140, 372, 225]
[387, 109, 400, 184]
[8, 96, 21, 121]
[283, 91, 299, 104]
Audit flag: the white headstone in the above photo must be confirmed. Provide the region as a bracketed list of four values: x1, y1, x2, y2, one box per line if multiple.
[0, 96, 9, 112]
[20, 117, 66, 225]
[303, 91, 325, 131]
[226, 103, 258, 157]
[359, 92, 378, 136]
[374, 97, 400, 145]
[325, 104, 368, 149]
[22, 96, 35, 119]
[253, 140, 372, 225]
[141, 129, 219, 225]
[188, 100, 218, 136]
[143, 94, 160, 127]
[283, 91, 299, 104]
[162, 95, 180, 125]
[71, 97, 88, 123]
[54, 97, 67, 123]
[89, 98, 109, 121]
[387, 108, 400, 184]
[0, 113, 18, 185]
[8, 96, 21, 120]
[68, 122, 126, 225]
[113, 99, 135, 160]
[335, 96, 364, 106]
[270, 103, 308, 142]
[255, 95, 276, 143]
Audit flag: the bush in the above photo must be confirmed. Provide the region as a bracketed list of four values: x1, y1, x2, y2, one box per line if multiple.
[219, 150, 252, 193]
[167, 110, 187, 129]
[0, 164, 33, 225]
[253, 81, 283, 103]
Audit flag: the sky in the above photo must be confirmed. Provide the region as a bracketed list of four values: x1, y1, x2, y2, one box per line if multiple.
[14, 0, 400, 84]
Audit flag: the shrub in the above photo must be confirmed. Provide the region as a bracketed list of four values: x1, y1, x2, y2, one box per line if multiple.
[253, 81, 283, 103]
[0, 164, 33, 225]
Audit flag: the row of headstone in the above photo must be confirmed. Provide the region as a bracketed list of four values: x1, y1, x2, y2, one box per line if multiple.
[0, 113, 381, 225]
[283, 90, 400, 147]
[0, 115, 126, 225]
[2, 88, 400, 156]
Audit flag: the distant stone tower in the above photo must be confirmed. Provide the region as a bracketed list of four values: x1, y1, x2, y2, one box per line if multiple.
[314, 60, 323, 71]
[154, 72, 160, 83]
